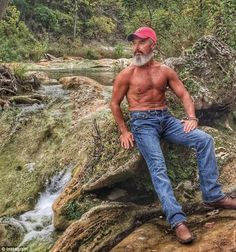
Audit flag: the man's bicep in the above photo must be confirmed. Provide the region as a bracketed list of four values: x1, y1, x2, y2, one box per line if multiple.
[167, 68, 187, 98]
[111, 74, 129, 104]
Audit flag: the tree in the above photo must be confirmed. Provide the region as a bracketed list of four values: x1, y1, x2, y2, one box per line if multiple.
[0, 0, 9, 19]
[73, 0, 78, 39]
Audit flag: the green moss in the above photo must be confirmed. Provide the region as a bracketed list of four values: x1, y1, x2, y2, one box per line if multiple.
[23, 239, 54, 252]
[164, 143, 198, 186]
[63, 200, 82, 220]
[0, 100, 78, 216]
[178, 70, 200, 95]
[63, 196, 100, 221]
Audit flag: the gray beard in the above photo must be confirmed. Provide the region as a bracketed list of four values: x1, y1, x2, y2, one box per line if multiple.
[132, 51, 154, 66]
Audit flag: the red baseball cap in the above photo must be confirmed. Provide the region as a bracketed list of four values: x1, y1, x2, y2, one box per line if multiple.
[127, 27, 157, 44]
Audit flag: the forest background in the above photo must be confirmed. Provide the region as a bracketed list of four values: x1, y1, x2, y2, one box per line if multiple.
[0, 0, 235, 62]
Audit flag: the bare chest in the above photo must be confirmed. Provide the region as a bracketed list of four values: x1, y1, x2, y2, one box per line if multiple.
[129, 68, 168, 94]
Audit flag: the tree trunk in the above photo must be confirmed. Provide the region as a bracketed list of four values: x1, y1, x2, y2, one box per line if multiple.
[73, 0, 78, 39]
[0, 0, 9, 20]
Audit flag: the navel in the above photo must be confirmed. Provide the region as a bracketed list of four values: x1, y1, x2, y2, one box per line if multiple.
[137, 88, 142, 94]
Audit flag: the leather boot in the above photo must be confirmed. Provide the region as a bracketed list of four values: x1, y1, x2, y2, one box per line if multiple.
[204, 195, 236, 210]
[175, 222, 194, 244]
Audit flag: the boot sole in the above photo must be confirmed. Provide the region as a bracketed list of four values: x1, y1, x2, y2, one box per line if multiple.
[203, 204, 236, 210]
[177, 236, 194, 244]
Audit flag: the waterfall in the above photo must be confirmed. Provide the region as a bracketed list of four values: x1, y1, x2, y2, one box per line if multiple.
[16, 167, 72, 246]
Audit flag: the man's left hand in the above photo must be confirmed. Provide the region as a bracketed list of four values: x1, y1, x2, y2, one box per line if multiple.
[181, 119, 198, 133]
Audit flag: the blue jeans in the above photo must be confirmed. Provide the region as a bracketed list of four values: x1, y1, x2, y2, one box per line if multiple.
[129, 109, 225, 228]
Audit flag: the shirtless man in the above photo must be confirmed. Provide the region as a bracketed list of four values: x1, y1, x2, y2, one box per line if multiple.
[110, 27, 236, 244]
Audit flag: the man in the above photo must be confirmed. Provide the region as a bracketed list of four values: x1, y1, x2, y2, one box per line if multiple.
[110, 27, 236, 244]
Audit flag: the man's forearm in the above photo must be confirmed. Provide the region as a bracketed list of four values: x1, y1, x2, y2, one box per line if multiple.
[110, 103, 128, 133]
[181, 94, 196, 118]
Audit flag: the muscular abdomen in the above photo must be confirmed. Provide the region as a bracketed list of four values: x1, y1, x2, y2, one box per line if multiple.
[127, 87, 167, 111]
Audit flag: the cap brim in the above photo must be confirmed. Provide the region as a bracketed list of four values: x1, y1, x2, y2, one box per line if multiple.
[127, 34, 135, 41]
[127, 33, 148, 41]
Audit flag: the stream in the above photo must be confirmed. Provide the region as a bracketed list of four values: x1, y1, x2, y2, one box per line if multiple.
[15, 167, 73, 246]
[0, 162, 72, 248]
[6, 66, 113, 247]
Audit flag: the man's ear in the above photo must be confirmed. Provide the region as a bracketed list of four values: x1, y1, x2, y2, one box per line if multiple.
[151, 42, 156, 49]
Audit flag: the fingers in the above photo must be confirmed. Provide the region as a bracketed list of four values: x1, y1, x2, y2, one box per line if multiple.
[131, 133, 134, 141]
[120, 133, 134, 149]
[121, 138, 129, 149]
[129, 136, 134, 147]
[183, 120, 197, 133]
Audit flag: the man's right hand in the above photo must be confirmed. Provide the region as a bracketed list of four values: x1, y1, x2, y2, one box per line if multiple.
[119, 131, 134, 149]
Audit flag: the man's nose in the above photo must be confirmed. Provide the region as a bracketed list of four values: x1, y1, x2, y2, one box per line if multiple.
[133, 43, 140, 52]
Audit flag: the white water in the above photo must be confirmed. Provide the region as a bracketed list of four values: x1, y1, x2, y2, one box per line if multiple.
[39, 84, 70, 98]
[16, 167, 72, 246]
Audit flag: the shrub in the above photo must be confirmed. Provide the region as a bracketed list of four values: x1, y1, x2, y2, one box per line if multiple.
[0, 5, 47, 62]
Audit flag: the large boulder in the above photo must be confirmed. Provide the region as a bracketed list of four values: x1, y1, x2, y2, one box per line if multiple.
[165, 35, 236, 126]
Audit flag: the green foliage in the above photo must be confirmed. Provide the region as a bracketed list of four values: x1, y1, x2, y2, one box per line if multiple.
[34, 5, 59, 31]
[164, 143, 198, 185]
[63, 200, 82, 220]
[63, 197, 98, 221]
[0, 5, 47, 62]
[122, 0, 236, 57]
[87, 15, 116, 39]
[1, 0, 235, 61]
[11, 64, 27, 80]
[113, 43, 125, 58]
[86, 48, 100, 60]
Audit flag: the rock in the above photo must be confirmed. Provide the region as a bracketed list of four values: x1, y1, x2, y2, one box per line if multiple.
[111, 210, 236, 252]
[164, 57, 186, 71]
[9, 95, 44, 105]
[206, 209, 220, 217]
[204, 222, 215, 228]
[9, 58, 132, 73]
[166, 36, 236, 126]
[44, 53, 58, 61]
[107, 188, 128, 201]
[51, 203, 159, 252]
[25, 71, 58, 85]
[0, 218, 25, 247]
[59, 75, 104, 90]
[61, 76, 111, 121]
[0, 98, 9, 110]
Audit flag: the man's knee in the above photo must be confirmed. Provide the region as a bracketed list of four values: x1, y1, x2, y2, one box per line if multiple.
[198, 131, 214, 147]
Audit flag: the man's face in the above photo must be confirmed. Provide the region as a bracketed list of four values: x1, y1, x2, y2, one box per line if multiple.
[131, 37, 155, 66]
[132, 37, 153, 56]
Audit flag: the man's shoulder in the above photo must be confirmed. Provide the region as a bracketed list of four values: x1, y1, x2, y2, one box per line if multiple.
[116, 65, 135, 79]
[153, 62, 172, 71]
[156, 63, 177, 77]
[120, 64, 135, 73]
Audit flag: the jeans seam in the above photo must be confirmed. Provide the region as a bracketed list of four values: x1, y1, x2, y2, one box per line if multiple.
[204, 194, 226, 203]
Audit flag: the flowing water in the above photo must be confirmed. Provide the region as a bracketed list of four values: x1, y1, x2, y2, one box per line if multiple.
[0, 167, 73, 247]
[18, 167, 72, 246]
[38, 84, 70, 98]
[0, 65, 115, 249]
